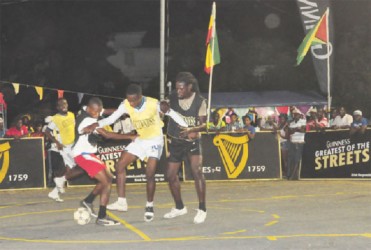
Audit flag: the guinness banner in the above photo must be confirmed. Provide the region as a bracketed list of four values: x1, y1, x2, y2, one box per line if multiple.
[69, 138, 167, 186]
[184, 132, 281, 180]
[0, 138, 45, 190]
[301, 129, 371, 179]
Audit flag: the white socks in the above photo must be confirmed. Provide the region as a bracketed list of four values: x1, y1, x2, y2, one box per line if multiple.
[118, 197, 127, 204]
[146, 201, 154, 207]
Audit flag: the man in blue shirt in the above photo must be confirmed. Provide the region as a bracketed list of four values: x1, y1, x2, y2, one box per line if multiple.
[350, 110, 368, 135]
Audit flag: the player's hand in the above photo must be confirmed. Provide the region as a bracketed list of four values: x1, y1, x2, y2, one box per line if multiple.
[160, 100, 170, 114]
[56, 142, 64, 150]
[82, 123, 99, 134]
[180, 127, 198, 139]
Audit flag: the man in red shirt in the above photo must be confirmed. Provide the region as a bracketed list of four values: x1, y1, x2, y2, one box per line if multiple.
[4, 116, 29, 138]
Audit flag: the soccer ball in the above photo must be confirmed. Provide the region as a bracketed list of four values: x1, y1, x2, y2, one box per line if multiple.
[73, 207, 91, 225]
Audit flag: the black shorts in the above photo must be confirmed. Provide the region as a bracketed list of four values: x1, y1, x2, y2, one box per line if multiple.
[167, 137, 202, 163]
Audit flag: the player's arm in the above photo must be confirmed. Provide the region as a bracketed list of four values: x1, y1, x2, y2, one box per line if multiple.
[96, 128, 138, 141]
[82, 102, 127, 134]
[158, 101, 188, 127]
[44, 122, 64, 150]
[179, 100, 207, 137]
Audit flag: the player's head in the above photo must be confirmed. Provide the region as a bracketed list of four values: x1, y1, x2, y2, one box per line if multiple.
[126, 84, 143, 108]
[56, 98, 68, 114]
[175, 72, 199, 99]
[86, 97, 103, 118]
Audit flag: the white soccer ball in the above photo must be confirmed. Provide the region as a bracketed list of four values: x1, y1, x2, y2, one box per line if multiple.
[73, 207, 91, 225]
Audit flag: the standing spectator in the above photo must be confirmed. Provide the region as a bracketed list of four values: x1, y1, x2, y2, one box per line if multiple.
[328, 108, 338, 127]
[4, 116, 29, 139]
[350, 110, 368, 135]
[287, 108, 306, 180]
[207, 110, 226, 132]
[331, 107, 353, 129]
[306, 107, 328, 131]
[227, 113, 242, 132]
[260, 113, 277, 131]
[240, 114, 255, 140]
[275, 114, 289, 178]
[113, 114, 135, 134]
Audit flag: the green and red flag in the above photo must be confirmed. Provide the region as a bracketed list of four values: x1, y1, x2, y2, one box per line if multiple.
[204, 2, 220, 74]
[296, 9, 328, 66]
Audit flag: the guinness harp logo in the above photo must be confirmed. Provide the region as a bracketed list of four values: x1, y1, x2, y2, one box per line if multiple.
[0, 142, 11, 184]
[213, 134, 249, 179]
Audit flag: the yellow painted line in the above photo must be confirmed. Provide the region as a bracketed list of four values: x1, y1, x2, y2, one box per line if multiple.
[106, 211, 151, 241]
[221, 229, 247, 235]
[264, 220, 278, 227]
[1, 233, 371, 244]
[0, 209, 74, 219]
[272, 214, 280, 219]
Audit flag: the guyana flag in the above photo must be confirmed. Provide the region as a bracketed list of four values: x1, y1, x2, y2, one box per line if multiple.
[296, 9, 328, 66]
[204, 2, 220, 74]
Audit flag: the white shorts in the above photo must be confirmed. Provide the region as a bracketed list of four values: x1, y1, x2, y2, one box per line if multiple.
[126, 136, 164, 161]
[59, 144, 76, 168]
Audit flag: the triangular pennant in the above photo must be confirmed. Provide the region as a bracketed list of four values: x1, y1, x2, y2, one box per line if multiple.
[77, 93, 84, 104]
[35, 86, 43, 100]
[12, 83, 20, 94]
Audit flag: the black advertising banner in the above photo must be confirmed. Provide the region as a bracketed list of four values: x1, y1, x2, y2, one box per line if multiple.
[69, 138, 167, 186]
[0, 138, 45, 190]
[301, 129, 371, 179]
[184, 132, 281, 181]
[296, 0, 334, 95]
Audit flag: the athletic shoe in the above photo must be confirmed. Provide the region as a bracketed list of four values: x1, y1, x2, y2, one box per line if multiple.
[144, 206, 154, 222]
[96, 216, 120, 226]
[80, 200, 98, 218]
[163, 207, 188, 219]
[107, 200, 128, 212]
[54, 176, 66, 194]
[48, 190, 63, 202]
[193, 209, 207, 224]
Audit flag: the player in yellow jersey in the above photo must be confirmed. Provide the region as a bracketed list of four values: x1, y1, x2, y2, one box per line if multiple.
[45, 98, 85, 202]
[83, 84, 187, 222]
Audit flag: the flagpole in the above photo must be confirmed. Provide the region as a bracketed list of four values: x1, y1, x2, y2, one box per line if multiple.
[326, 8, 331, 114]
[206, 2, 216, 131]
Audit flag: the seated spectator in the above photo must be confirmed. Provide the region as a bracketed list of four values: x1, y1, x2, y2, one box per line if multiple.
[4, 116, 29, 139]
[222, 107, 235, 125]
[260, 113, 277, 131]
[240, 114, 255, 140]
[331, 107, 353, 129]
[30, 121, 45, 137]
[22, 114, 34, 133]
[350, 110, 367, 135]
[306, 107, 328, 131]
[113, 114, 135, 134]
[226, 112, 242, 132]
[207, 110, 226, 132]
[328, 108, 338, 127]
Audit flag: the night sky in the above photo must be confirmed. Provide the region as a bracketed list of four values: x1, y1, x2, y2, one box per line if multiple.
[0, 0, 370, 123]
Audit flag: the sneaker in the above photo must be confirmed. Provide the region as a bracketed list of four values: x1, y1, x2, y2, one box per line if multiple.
[193, 209, 207, 224]
[144, 206, 154, 222]
[163, 207, 188, 219]
[107, 200, 128, 212]
[48, 191, 63, 202]
[96, 216, 121, 226]
[80, 200, 98, 218]
[54, 176, 66, 194]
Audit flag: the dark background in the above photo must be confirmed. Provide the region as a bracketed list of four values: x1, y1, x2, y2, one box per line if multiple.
[0, 0, 370, 124]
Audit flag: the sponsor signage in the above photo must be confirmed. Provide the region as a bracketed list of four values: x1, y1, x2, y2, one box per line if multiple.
[301, 129, 371, 179]
[0, 138, 45, 190]
[184, 132, 281, 180]
[69, 139, 167, 186]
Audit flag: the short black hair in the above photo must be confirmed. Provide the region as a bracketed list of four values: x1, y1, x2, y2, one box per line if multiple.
[87, 97, 103, 107]
[175, 72, 199, 93]
[126, 84, 142, 96]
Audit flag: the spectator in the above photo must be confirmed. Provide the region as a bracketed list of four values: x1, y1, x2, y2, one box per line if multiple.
[350, 110, 368, 135]
[287, 108, 306, 180]
[0, 117, 5, 138]
[331, 107, 353, 129]
[22, 114, 34, 133]
[113, 114, 135, 134]
[328, 108, 338, 127]
[30, 121, 45, 137]
[222, 107, 235, 124]
[260, 113, 277, 131]
[306, 107, 328, 131]
[207, 110, 226, 132]
[226, 113, 242, 132]
[275, 113, 289, 178]
[4, 116, 29, 139]
[240, 114, 255, 140]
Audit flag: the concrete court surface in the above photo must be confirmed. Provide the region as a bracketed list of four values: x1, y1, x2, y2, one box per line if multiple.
[0, 180, 371, 250]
